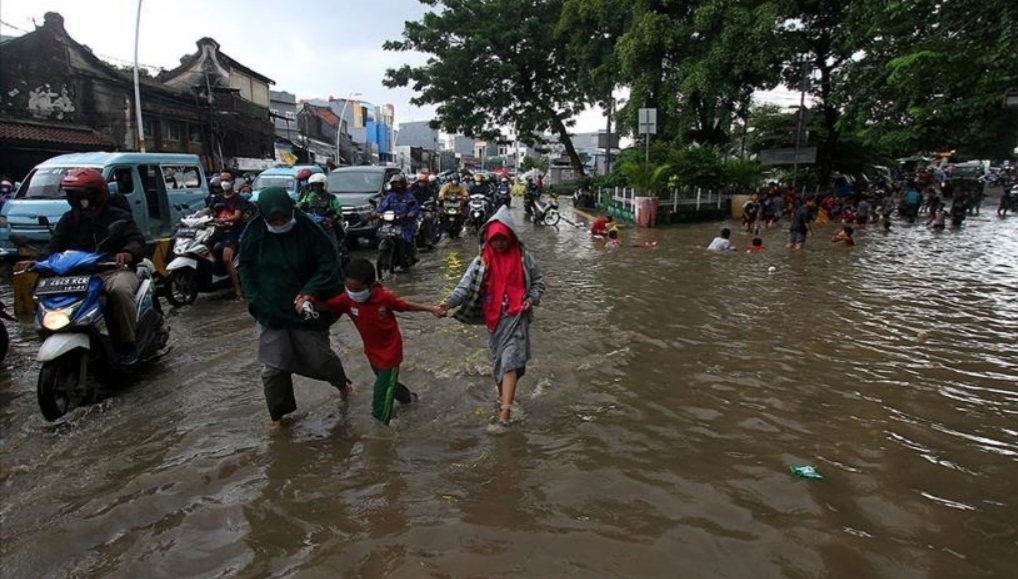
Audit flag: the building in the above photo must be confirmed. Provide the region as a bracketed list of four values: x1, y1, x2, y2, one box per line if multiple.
[0, 13, 213, 178]
[156, 37, 276, 171]
[295, 103, 361, 166]
[395, 121, 439, 150]
[312, 98, 394, 164]
[270, 90, 299, 142]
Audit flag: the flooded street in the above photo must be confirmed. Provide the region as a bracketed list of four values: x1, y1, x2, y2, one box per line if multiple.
[2, 203, 1017, 578]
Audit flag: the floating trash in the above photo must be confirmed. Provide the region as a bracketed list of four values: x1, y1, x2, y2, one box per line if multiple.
[790, 465, 823, 480]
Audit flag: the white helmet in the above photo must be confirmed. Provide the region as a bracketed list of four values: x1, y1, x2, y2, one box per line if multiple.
[308, 173, 328, 185]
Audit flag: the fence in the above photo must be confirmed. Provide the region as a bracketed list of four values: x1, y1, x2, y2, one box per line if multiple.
[596, 187, 732, 223]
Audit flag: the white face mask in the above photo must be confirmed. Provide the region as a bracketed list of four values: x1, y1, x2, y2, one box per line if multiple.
[266, 217, 296, 234]
[346, 287, 371, 303]
[79, 198, 90, 209]
[221, 181, 234, 191]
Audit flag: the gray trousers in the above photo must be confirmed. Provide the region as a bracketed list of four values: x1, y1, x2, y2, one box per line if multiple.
[258, 327, 349, 421]
[100, 270, 140, 344]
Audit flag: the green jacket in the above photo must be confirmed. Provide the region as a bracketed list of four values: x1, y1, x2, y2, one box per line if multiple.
[298, 191, 343, 217]
[239, 213, 343, 330]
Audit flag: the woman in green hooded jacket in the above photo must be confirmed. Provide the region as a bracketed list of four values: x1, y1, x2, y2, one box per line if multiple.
[239, 187, 349, 431]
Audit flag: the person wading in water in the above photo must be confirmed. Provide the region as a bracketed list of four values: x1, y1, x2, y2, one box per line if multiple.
[438, 206, 546, 427]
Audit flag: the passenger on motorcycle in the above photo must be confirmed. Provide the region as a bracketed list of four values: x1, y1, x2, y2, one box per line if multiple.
[27, 168, 147, 365]
[298, 173, 344, 247]
[469, 174, 488, 198]
[378, 174, 421, 264]
[204, 177, 247, 299]
[439, 174, 470, 209]
[295, 168, 314, 200]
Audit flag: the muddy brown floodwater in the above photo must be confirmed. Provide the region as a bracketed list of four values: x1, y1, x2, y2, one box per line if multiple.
[1, 200, 1017, 578]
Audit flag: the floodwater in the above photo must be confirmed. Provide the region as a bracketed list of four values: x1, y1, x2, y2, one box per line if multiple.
[1, 200, 1016, 578]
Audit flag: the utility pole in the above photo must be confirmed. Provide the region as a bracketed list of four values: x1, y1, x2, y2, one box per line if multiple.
[792, 58, 809, 191]
[132, 0, 145, 152]
[604, 94, 613, 175]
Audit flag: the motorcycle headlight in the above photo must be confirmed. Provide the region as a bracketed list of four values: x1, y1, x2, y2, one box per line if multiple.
[42, 310, 71, 331]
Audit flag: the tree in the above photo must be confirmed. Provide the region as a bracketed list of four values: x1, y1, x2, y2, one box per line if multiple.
[842, 0, 1018, 159]
[111, 63, 152, 78]
[521, 155, 550, 174]
[384, 0, 593, 176]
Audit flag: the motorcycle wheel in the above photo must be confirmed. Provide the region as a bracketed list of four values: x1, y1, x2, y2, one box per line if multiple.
[543, 210, 561, 226]
[38, 352, 89, 421]
[0, 321, 8, 365]
[167, 269, 199, 307]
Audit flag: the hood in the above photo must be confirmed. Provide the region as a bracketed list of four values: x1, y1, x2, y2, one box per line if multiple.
[479, 205, 520, 244]
[256, 186, 294, 219]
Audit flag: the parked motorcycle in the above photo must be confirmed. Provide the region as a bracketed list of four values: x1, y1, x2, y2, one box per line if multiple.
[164, 214, 237, 306]
[440, 199, 464, 239]
[32, 246, 169, 421]
[532, 194, 561, 226]
[467, 193, 490, 231]
[375, 211, 413, 280]
[416, 198, 442, 250]
[573, 186, 596, 209]
[0, 300, 14, 364]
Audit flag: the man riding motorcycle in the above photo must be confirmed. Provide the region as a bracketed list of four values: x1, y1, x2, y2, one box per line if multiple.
[439, 173, 470, 210]
[295, 168, 314, 200]
[410, 173, 438, 250]
[298, 173, 345, 248]
[524, 178, 542, 218]
[21, 168, 147, 365]
[377, 174, 420, 265]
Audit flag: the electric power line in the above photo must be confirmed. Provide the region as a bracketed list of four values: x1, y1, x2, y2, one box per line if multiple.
[0, 18, 29, 33]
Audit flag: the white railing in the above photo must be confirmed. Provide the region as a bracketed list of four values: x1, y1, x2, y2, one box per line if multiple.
[596, 187, 730, 214]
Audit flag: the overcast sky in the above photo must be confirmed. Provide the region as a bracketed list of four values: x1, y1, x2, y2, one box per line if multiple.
[1, 0, 805, 135]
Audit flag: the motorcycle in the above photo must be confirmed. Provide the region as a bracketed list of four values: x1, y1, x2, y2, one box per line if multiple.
[416, 197, 442, 250]
[308, 213, 350, 267]
[0, 300, 14, 364]
[573, 186, 596, 209]
[31, 242, 169, 421]
[495, 187, 512, 209]
[164, 214, 237, 306]
[440, 199, 464, 239]
[532, 194, 561, 226]
[468, 193, 490, 231]
[375, 211, 413, 280]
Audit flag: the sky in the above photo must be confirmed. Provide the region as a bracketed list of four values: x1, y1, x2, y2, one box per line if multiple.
[1, 0, 807, 136]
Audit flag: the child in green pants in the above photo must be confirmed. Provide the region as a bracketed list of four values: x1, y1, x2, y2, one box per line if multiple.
[318, 259, 442, 424]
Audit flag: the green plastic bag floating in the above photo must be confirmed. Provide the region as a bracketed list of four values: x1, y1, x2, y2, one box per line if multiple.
[790, 465, 823, 480]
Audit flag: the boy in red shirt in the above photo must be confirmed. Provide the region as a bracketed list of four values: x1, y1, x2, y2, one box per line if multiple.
[315, 259, 442, 425]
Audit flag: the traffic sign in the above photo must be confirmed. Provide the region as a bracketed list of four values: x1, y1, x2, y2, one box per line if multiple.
[638, 108, 657, 135]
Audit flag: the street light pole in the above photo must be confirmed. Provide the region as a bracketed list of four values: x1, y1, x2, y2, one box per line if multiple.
[132, 0, 145, 152]
[334, 92, 361, 166]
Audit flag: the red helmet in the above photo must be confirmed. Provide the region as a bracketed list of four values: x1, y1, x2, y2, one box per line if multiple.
[61, 167, 109, 209]
[415, 173, 428, 183]
[296, 168, 313, 181]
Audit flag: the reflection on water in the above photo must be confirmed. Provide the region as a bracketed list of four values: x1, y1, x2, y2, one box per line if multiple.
[2, 202, 1017, 577]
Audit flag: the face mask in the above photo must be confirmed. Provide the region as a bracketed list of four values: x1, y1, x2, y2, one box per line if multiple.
[347, 287, 371, 303]
[266, 217, 296, 234]
[79, 198, 90, 209]
[221, 181, 234, 191]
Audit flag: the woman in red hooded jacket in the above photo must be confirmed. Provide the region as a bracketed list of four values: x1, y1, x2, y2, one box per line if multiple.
[439, 207, 547, 426]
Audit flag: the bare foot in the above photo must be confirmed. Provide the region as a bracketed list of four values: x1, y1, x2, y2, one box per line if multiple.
[498, 405, 512, 426]
[269, 420, 284, 434]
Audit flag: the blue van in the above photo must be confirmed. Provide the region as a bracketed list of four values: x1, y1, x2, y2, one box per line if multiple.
[247, 164, 324, 203]
[0, 152, 210, 258]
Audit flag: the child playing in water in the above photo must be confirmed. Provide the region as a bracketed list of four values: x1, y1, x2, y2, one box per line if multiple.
[831, 225, 855, 247]
[706, 228, 736, 251]
[316, 258, 443, 425]
[606, 228, 622, 247]
[746, 237, 765, 253]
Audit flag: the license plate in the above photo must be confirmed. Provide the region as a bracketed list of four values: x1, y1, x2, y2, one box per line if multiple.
[36, 275, 91, 296]
[175, 229, 197, 239]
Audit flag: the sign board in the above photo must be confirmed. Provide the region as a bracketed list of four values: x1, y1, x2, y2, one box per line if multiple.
[597, 133, 621, 149]
[638, 108, 657, 135]
[1005, 90, 1018, 109]
[760, 147, 818, 166]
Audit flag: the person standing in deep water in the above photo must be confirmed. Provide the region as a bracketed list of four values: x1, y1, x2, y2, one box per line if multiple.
[438, 206, 546, 427]
[239, 187, 351, 432]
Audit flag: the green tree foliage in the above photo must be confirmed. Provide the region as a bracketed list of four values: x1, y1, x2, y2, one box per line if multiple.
[842, 0, 1018, 159]
[384, 0, 592, 176]
[521, 155, 550, 174]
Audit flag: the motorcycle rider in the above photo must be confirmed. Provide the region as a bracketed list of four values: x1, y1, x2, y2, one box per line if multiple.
[25, 168, 147, 365]
[204, 176, 247, 299]
[410, 173, 438, 250]
[497, 177, 512, 207]
[295, 168, 314, 199]
[298, 173, 344, 248]
[524, 178, 541, 219]
[439, 173, 470, 210]
[377, 174, 420, 266]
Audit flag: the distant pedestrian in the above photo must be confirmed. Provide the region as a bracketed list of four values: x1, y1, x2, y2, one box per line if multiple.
[746, 237, 765, 253]
[788, 198, 816, 250]
[707, 228, 735, 252]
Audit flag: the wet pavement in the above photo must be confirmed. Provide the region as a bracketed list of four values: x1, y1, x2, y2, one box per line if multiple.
[1, 200, 1017, 578]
